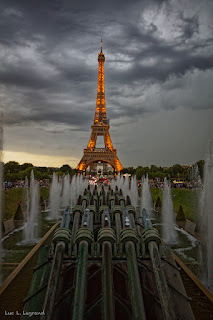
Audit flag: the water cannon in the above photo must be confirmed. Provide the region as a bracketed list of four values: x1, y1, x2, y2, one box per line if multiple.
[81, 208, 90, 228]
[123, 207, 132, 228]
[103, 209, 111, 228]
[141, 208, 152, 229]
[61, 207, 71, 229]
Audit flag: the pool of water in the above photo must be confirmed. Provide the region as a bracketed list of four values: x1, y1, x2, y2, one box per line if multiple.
[1, 209, 204, 282]
[151, 213, 203, 279]
[1, 211, 60, 281]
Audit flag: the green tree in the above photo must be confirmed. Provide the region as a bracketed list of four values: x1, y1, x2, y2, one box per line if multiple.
[148, 171, 155, 179]
[37, 166, 48, 173]
[33, 170, 43, 179]
[60, 164, 72, 174]
[172, 164, 184, 176]
[4, 161, 20, 174]
[4, 172, 19, 182]
[184, 167, 191, 181]
[18, 167, 43, 180]
[18, 167, 33, 179]
[166, 167, 174, 178]
[121, 168, 129, 174]
[121, 167, 136, 175]
[56, 171, 64, 176]
[20, 163, 33, 171]
[128, 167, 136, 175]
[40, 172, 51, 179]
[155, 171, 166, 180]
[144, 167, 150, 176]
[150, 165, 159, 173]
[135, 167, 144, 180]
[71, 169, 78, 175]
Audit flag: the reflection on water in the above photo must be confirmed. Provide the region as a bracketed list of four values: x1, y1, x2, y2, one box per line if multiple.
[1, 209, 204, 284]
[173, 226, 201, 264]
[1, 211, 54, 280]
[152, 213, 203, 278]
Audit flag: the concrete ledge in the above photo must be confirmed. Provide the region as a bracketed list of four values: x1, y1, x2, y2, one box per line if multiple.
[161, 239, 213, 304]
[0, 222, 59, 320]
[172, 251, 213, 304]
[0, 222, 59, 295]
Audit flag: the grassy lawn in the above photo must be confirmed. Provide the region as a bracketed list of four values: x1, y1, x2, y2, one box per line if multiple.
[3, 188, 25, 220]
[3, 187, 49, 221]
[40, 187, 49, 201]
[150, 188, 200, 222]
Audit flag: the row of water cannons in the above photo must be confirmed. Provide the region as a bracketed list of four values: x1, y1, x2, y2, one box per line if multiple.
[23, 184, 177, 320]
[52, 185, 161, 256]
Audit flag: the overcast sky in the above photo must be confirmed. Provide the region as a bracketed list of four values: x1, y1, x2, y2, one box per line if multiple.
[0, 0, 213, 168]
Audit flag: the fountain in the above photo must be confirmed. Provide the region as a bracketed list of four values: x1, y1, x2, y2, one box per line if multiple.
[79, 174, 82, 195]
[70, 174, 77, 208]
[0, 112, 3, 285]
[119, 174, 124, 191]
[25, 176, 30, 219]
[123, 175, 130, 198]
[116, 173, 121, 190]
[49, 172, 62, 220]
[23, 170, 39, 244]
[76, 174, 80, 197]
[130, 175, 138, 208]
[141, 175, 153, 216]
[162, 177, 178, 244]
[62, 174, 70, 208]
[79, 174, 88, 195]
[199, 140, 213, 292]
[190, 164, 201, 188]
[84, 176, 89, 192]
[110, 178, 115, 191]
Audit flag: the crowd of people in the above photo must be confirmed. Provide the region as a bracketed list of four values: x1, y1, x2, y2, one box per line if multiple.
[4, 177, 201, 190]
[4, 179, 49, 190]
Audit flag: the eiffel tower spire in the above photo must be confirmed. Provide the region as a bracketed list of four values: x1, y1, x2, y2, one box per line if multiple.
[77, 41, 123, 173]
[94, 39, 107, 124]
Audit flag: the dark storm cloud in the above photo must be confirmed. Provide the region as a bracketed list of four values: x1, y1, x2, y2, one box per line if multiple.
[0, 0, 213, 132]
[4, 108, 92, 128]
[0, 68, 54, 89]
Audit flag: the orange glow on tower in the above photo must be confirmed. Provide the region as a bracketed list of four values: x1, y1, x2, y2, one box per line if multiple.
[94, 40, 106, 124]
[77, 40, 123, 172]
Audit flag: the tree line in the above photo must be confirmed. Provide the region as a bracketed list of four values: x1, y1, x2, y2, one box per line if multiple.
[121, 160, 205, 181]
[3, 161, 77, 182]
[3, 160, 205, 182]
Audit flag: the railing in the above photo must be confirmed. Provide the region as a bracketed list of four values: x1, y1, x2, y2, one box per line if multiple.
[84, 148, 116, 152]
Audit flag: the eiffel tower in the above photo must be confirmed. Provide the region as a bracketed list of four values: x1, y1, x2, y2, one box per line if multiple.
[77, 40, 123, 173]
